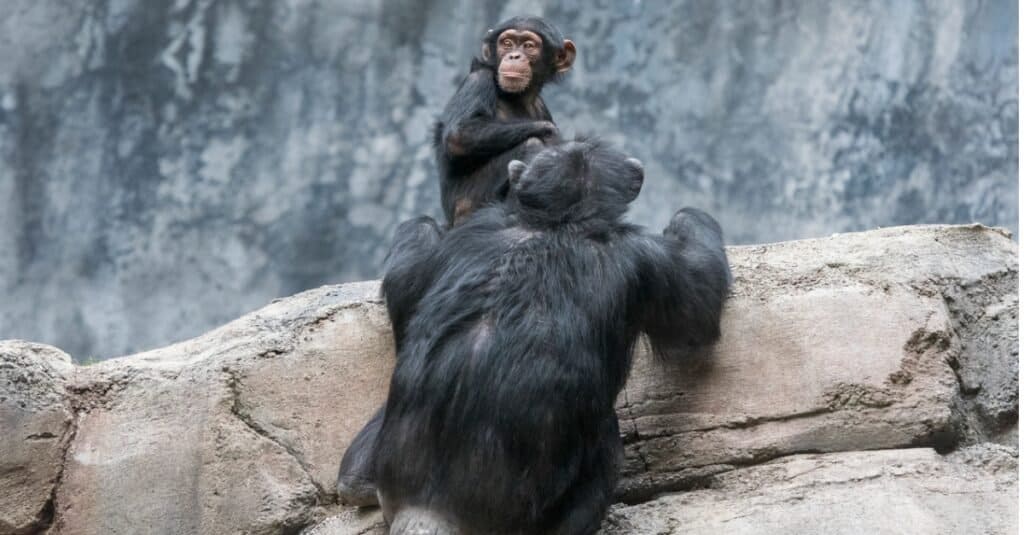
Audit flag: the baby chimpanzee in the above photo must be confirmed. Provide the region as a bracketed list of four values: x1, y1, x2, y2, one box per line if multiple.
[435, 16, 576, 226]
[346, 139, 731, 535]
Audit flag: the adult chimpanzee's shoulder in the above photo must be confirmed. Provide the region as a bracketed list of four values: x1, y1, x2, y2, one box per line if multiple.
[614, 223, 652, 245]
[615, 229, 670, 269]
[589, 223, 653, 268]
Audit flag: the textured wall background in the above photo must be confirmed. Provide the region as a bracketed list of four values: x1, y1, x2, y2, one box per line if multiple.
[0, 0, 1017, 360]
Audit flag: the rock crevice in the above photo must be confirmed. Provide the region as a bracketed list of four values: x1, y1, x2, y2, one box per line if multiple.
[225, 367, 329, 503]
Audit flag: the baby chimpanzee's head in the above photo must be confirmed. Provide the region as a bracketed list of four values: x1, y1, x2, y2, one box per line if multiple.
[506, 138, 644, 225]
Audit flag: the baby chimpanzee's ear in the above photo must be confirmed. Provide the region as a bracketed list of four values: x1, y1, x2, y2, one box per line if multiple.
[508, 160, 528, 187]
[481, 29, 494, 61]
[625, 158, 644, 201]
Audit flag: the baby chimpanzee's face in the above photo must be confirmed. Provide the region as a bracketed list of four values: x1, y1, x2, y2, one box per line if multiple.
[507, 139, 644, 224]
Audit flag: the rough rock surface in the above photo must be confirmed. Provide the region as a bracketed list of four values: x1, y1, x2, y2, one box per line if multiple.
[0, 341, 75, 535]
[53, 281, 388, 535]
[0, 225, 1017, 534]
[0, 0, 1016, 361]
[615, 223, 1020, 501]
[602, 445, 1018, 535]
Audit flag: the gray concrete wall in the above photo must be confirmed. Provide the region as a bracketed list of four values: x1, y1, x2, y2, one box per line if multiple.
[0, 0, 1017, 360]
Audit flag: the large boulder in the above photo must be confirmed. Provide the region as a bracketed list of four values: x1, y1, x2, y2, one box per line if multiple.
[0, 225, 1016, 534]
[616, 223, 1019, 500]
[51, 282, 390, 535]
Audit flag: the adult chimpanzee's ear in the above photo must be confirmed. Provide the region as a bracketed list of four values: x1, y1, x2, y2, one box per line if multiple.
[508, 160, 528, 186]
[625, 158, 644, 201]
[555, 40, 576, 73]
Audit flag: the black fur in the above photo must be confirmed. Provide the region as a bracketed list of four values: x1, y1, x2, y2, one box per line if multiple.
[354, 139, 731, 534]
[433, 16, 572, 226]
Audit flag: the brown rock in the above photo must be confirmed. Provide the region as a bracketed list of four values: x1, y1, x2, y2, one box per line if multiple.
[0, 341, 75, 535]
[230, 284, 394, 494]
[616, 286, 959, 500]
[55, 365, 319, 535]
[601, 446, 1018, 534]
[614, 224, 1017, 500]
[52, 282, 391, 534]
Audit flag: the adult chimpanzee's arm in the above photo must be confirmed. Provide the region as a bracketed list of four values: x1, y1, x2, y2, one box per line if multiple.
[336, 406, 383, 506]
[631, 207, 732, 356]
[335, 217, 443, 506]
[437, 70, 556, 160]
[381, 216, 443, 345]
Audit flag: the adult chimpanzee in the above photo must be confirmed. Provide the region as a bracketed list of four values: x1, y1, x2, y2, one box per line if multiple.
[434, 16, 576, 226]
[334, 16, 575, 509]
[342, 138, 731, 534]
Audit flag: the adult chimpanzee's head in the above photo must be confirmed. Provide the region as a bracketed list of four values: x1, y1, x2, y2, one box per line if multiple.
[480, 16, 576, 94]
[506, 139, 644, 225]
